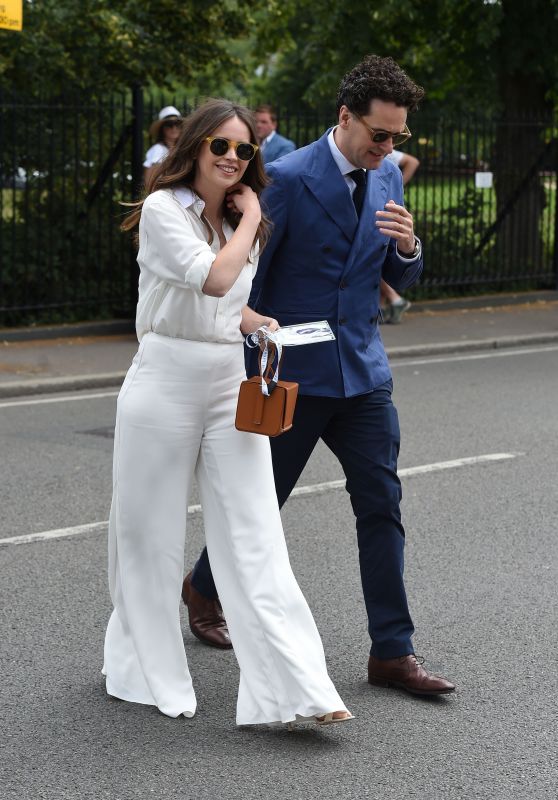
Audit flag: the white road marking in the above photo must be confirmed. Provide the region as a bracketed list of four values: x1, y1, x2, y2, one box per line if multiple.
[0, 452, 521, 548]
[0, 391, 119, 409]
[294, 452, 522, 494]
[391, 344, 558, 368]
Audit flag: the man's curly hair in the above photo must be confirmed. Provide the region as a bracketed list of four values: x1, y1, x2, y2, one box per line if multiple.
[336, 55, 424, 115]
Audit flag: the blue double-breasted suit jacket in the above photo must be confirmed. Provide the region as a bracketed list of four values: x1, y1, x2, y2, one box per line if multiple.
[248, 130, 423, 397]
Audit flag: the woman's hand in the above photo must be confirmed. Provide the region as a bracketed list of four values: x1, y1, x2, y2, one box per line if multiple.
[226, 183, 261, 221]
[202, 187, 261, 298]
[240, 306, 279, 335]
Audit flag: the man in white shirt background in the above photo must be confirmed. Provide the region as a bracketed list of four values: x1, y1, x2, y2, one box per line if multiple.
[381, 149, 421, 322]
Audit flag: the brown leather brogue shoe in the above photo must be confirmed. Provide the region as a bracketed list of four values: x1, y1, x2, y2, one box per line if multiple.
[368, 654, 456, 696]
[181, 571, 233, 650]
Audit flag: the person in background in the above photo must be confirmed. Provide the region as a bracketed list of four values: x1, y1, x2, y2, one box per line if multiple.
[143, 106, 183, 183]
[381, 149, 421, 323]
[254, 104, 296, 164]
[386, 149, 420, 185]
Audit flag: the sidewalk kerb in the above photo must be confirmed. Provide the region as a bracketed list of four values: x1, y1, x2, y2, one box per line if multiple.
[0, 320, 135, 343]
[0, 372, 126, 399]
[387, 332, 558, 360]
[1, 291, 556, 342]
[2, 332, 557, 398]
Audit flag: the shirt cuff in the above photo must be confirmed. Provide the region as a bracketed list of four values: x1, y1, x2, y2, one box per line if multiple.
[396, 236, 422, 263]
[183, 249, 217, 293]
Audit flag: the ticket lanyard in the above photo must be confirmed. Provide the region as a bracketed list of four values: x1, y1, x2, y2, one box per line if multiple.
[245, 326, 283, 396]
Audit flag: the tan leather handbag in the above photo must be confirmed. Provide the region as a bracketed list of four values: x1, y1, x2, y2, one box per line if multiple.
[235, 337, 298, 437]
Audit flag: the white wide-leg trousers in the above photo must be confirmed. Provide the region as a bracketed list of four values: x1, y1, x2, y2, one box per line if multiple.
[103, 332, 347, 724]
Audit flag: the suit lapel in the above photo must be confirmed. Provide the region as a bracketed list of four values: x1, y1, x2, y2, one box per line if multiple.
[342, 164, 390, 278]
[358, 165, 389, 241]
[301, 135, 358, 243]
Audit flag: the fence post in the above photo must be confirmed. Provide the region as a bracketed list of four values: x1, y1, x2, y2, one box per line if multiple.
[131, 84, 144, 199]
[554, 139, 558, 291]
[128, 84, 144, 313]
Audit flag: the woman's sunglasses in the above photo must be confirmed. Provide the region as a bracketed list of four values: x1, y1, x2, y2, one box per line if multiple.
[163, 119, 182, 129]
[352, 113, 412, 146]
[205, 136, 259, 162]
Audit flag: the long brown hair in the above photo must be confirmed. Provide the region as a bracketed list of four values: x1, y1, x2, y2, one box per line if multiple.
[122, 99, 271, 253]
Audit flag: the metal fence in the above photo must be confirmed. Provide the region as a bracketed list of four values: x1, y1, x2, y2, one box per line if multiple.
[1, 90, 557, 325]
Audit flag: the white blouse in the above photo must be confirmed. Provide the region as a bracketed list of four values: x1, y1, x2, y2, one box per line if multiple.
[142, 142, 169, 168]
[136, 187, 258, 344]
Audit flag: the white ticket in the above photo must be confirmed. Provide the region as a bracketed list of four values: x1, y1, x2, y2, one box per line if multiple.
[270, 320, 336, 347]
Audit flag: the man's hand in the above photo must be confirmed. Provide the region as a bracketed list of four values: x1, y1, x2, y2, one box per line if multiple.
[240, 305, 280, 335]
[375, 200, 415, 255]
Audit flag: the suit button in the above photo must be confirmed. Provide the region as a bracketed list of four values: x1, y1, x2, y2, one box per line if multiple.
[322, 245, 332, 253]
[373, 282, 379, 289]
[339, 280, 346, 290]
[339, 318, 346, 325]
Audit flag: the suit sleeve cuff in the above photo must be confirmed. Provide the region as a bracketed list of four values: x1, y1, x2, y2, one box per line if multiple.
[396, 236, 422, 262]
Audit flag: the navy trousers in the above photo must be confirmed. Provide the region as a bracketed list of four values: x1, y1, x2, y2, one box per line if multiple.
[190, 380, 415, 659]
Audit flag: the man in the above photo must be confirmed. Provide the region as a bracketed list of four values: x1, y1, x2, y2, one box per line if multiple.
[254, 104, 296, 164]
[182, 55, 455, 696]
[381, 149, 421, 322]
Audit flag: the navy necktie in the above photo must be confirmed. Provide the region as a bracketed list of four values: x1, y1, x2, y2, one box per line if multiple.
[349, 169, 367, 218]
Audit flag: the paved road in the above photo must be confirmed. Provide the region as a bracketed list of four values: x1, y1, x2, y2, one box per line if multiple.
[1, 344, 557, 799]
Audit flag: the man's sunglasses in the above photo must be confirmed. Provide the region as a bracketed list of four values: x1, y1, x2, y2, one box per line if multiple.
[353, 113, 412, 146]
[205, 136, 259, 162]
[163, 119, 182, 129]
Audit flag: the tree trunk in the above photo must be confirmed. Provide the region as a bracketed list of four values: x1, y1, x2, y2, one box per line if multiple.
[492, 0, 553, 277]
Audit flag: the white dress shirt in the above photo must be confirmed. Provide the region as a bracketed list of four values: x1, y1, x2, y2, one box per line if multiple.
[327, 127, 363, 195]
[385, 149, 404, 166]
[327, 128, 421, 261]
[136, 187, 258, 343]
[143, 142, 169, 168]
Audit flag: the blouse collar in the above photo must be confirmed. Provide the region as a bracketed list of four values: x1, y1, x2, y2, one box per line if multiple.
[173, 186, 205, 212]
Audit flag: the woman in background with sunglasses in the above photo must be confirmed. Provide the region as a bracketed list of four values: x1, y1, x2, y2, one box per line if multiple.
[103, 98, 352, 728]
[143, 105, 183, 183]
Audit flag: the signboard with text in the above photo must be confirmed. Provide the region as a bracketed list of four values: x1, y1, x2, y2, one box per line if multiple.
[0, 0, 22, 31]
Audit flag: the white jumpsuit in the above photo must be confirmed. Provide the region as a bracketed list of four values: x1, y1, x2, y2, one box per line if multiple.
[102, 187, 347, 724]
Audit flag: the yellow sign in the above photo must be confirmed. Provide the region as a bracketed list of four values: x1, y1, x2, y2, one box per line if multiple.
[0, 0, 22, 31]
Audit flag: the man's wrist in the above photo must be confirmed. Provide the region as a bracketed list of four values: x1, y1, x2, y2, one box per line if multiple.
[397, 236, 421, 260]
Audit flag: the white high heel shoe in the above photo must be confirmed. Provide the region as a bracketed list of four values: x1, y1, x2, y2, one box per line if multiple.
[266, 710, 354, 730]
[315, 711, 355, 726]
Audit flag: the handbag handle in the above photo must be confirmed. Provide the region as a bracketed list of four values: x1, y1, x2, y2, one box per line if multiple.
[258, 343, 284, 385]
[246, 326, 283, 396]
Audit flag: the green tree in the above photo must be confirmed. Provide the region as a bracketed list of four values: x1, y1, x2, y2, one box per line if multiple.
[252, 0, 558, 269]
[252, 0, 558, 113]
[0, 0, 260, 95]
[0, 0, 268, 325]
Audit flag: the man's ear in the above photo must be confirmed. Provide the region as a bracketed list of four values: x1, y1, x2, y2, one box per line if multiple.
[338, 105, 351, 129]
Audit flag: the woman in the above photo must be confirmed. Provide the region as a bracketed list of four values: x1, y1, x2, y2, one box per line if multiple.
[103, 99, 353, 728]
[143, 105, 183, 183]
